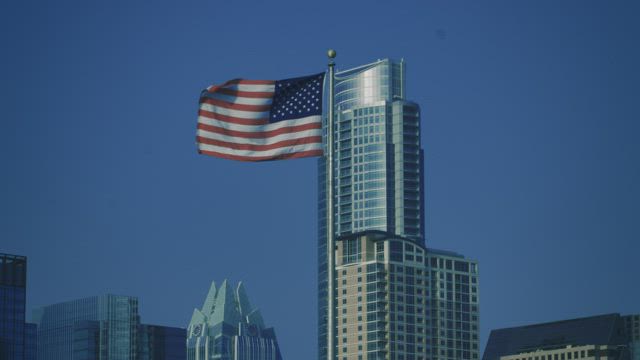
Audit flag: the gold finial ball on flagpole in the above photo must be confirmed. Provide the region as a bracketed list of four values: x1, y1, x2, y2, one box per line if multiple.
[327, 49, 336, 59]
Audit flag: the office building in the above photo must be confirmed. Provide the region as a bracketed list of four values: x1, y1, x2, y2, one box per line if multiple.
[34, 294, 185, 360]
[34, 294, 140, 359]
[483, 313, 633, 360]
[186, 280, 282, 360]
[334, 231, 479, 360]
[624, 315, 640, 360]
[0, 253, 29, 360]
[25, 322, 37, 360]
[138, 324, 187, 360]
[500, 344, 627, 360]
[318, 59, 480, 360]
[318, 58, 426, 360]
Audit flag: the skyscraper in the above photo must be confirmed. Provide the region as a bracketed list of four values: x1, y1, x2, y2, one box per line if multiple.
[318, 59, 480, 360]
[624, 315, 640, 360]
[318, 58, 425, 360]
[334, 231, 479, 360]
[24, 322, 37, 360]
[0, 253, 28, 360]
[138, 324, 187, 360]
[34, 294, 140, 359]
[186, 280, 282, 360]
[34, 294, 185, 360]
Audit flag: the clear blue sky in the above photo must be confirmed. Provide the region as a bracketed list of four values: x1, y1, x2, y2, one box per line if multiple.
[1, 1, 639, 358]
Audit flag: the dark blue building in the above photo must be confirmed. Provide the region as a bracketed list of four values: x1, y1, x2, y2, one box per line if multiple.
[0, 253, 28, 360]
[138, 324, 186, 360]
[483, 313, 632, 360]
[24, 323, 37, 360]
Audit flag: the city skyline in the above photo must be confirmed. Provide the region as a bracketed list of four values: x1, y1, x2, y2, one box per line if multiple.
[2, 1, 639, 360]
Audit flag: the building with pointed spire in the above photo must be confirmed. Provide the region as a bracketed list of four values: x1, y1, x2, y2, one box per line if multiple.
[186, 280, 282, 360]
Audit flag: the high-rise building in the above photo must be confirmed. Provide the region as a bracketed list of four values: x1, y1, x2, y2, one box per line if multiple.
[34, 294, 185, 360]
[423, 249, 480, 360]
[186, 280, 282, 360]
[624, 314, 640, 360]
[318, 58, 425, 360]
[483, 314, 634, 360]
[0, 253, 28, 360]
[334, 231, 479, 360]
[25, 323, 37, 360]
[138, 324, 187, 360]
[318, 59, 479, 360]
[34, 294, 140, 359]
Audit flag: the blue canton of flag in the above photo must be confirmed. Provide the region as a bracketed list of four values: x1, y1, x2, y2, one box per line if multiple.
[269, 73, 324, 123]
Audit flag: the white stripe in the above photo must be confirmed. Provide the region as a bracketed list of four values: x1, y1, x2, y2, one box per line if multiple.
[197, 115, 321, 132]
[201, 92, 273, 106]
[196, 128, 321, 145]
[199, 103, 270, 119]
[197, 142, 322, 158]
[208, 84, 275, 92]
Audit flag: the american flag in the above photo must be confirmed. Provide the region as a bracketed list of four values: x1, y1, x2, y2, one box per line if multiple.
[196, 72, 325, 161]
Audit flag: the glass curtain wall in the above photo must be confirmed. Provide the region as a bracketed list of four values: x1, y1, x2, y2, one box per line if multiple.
[318, 59, 425, 360]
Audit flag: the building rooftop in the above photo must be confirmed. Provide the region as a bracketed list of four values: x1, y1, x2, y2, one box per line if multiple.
[336, 230, 466, 259]
[483, 313, 631, 360]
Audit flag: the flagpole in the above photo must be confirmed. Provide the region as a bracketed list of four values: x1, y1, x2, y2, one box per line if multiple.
[326, 48, 336, 360]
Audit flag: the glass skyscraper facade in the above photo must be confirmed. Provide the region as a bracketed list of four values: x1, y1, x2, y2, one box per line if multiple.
[318, 59, 425, 359]
[318, 59, 426, 360]
[0, 253, 28, 360]
[25, 322, 37, 360]
[138, 324, 187, 360]
[34, 294, 140, 360]
[624, 315, 640, 360]
[318, 60, 480, 360]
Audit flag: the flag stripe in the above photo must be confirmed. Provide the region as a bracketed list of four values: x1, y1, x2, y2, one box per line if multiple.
[208, 83, 275, 93]
[214, 88, 274, 98]
[198, 115, 320, 132]
[197, 121, 321, 139]
[196, 135, 322, 151]
[217, 79, 275, 86]
[200, 92, 273, 105]
[199, 103, 270, 120]
[198, 142, 323, 161]
[199, 97, 272, 112]
[198, 149, 323, 162]
[197, 110, 269, 126]
[196, 128, 321, 146]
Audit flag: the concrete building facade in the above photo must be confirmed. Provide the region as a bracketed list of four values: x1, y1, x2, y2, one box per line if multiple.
[334, 231, 479, 360]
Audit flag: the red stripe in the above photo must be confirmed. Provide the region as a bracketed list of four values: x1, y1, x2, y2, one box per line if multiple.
[214, 88, 274, 98]
[199, 97, 272, 112]
[196, 135, 321, 151]
[198, 110, 268, 126]
[207, 79, 275, 93]
[224, 79, 275, 85]
[197, 122, 321, 139]
[198, 149, 323, 162]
